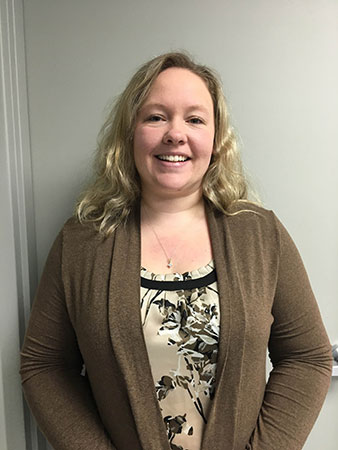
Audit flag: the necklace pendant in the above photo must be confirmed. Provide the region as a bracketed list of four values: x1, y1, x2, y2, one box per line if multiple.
[167, 259, 173, 269]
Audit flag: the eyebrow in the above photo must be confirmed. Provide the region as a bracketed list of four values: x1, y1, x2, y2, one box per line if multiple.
[140, 102, 211, 115]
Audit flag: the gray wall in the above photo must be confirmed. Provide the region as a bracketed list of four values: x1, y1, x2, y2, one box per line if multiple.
[1, 0, 337, 448]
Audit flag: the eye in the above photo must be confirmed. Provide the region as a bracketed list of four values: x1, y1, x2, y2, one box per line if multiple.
[146, 114, 164, 122]
[188, 117, 204, 125]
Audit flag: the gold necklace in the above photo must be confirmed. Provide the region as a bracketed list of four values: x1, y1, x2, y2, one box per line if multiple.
[147, 221, 175, 268]
[143, 207, 178, 269]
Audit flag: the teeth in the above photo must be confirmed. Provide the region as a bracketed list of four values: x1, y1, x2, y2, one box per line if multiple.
[157, 155, 188, 162]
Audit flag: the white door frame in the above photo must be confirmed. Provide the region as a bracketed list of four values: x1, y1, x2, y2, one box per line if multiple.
[0, 0, 46, 448]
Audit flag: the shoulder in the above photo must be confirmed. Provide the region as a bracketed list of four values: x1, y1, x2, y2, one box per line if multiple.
[215, 200, 277, 230]
[209, 200, 284, 253]
[226, 200, 273, 217]
[62, 216, 101, 239]
[57, 216, 113, 261]
[60, 216, 102, 241]
[48, 217, 120, 287]
[222, 201, 300, 258]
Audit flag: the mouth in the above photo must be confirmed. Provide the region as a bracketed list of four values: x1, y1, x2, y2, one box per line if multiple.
[155, 154, 190, 162]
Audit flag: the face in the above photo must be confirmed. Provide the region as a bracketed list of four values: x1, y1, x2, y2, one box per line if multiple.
[133, 67, 215, 199]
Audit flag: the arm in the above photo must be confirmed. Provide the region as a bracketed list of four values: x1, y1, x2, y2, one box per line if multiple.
[247, 214, 332, 449]
[20, 230, 116, 450]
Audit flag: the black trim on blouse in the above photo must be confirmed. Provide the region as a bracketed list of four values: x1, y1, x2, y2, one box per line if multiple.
[140, 269, 217, 291]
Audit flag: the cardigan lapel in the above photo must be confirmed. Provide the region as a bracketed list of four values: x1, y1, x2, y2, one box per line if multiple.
[201, 205, 247, 450]
[108, 205, 171, 450]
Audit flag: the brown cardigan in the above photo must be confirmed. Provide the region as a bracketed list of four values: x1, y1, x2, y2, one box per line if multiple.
[20, 201, 332, 450]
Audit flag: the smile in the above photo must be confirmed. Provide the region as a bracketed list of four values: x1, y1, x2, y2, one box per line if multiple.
[156, 155, 190, 162]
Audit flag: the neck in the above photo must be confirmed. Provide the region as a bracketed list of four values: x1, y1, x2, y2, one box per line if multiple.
[139, 190, 212, 274]
[140, 189, 205, 220]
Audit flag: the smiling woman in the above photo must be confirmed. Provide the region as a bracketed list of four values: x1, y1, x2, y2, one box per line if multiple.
[20, 52, 332, 450]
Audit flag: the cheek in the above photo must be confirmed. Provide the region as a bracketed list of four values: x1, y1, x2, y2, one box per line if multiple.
[196, 130, 215, 158]
[133, 126, 160, 154]
[133, 128, 158, 176]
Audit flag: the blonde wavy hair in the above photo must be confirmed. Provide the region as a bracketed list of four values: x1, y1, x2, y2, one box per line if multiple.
[76, 51, 257, 234]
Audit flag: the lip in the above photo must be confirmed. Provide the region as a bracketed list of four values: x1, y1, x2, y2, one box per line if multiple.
[154, 153, 191, 162]
[154, 155, 190, 168]
[156, 158, 190, 167]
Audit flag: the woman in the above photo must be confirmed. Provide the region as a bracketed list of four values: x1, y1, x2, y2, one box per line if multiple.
[20, 52, 332, 450]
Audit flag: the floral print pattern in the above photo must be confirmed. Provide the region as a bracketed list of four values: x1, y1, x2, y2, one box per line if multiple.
[140, 262, 219, 450]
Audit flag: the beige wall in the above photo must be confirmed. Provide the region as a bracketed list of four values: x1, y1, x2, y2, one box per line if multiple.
[2, 0, 337, 448]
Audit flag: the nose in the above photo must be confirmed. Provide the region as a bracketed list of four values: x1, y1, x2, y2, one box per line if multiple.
[163, 121, 187, 145]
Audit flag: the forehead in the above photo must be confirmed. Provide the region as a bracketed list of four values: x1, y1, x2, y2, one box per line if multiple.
[143, 67, 213, 110]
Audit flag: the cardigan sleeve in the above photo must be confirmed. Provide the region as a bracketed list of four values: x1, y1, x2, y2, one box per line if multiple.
[20, 230, 116, 450]
[246, 213, 332, 450]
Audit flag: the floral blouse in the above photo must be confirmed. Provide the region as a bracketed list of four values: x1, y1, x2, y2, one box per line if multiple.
[140, 261, 220, 450]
